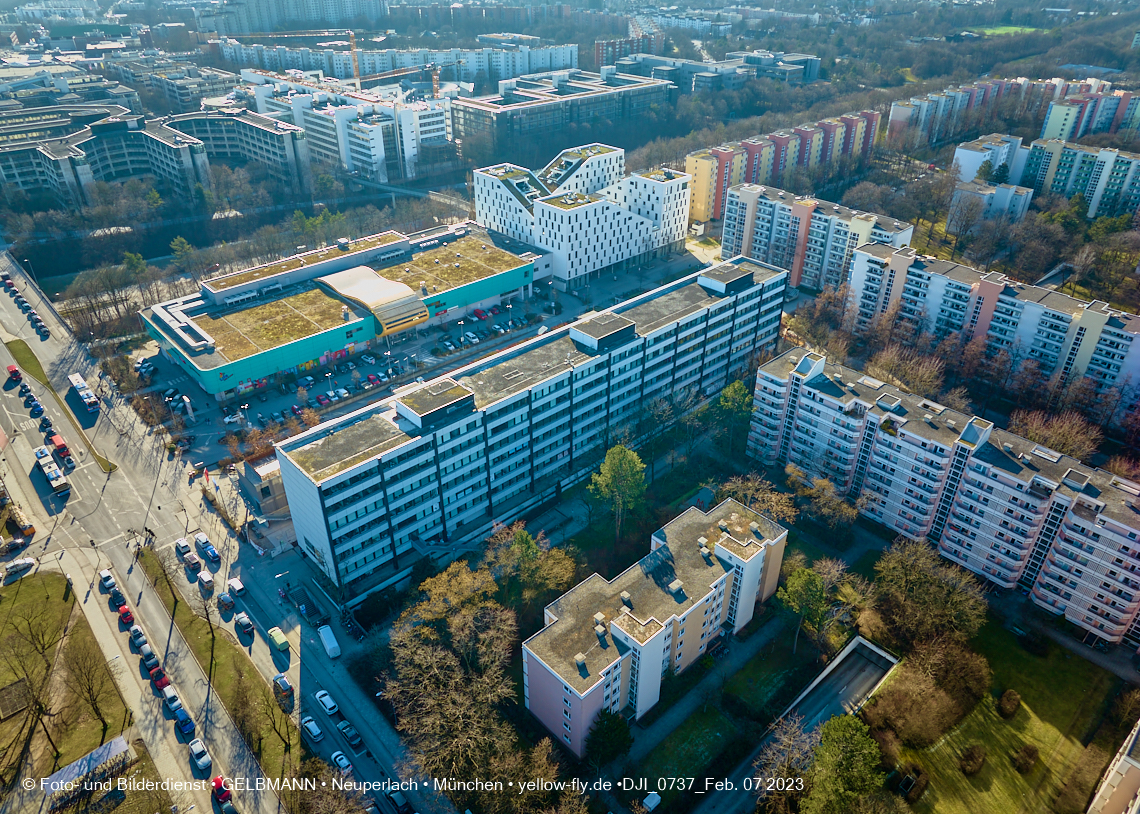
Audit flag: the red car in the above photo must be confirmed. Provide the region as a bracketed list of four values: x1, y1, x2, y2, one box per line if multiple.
[367, 373, 380, 384]
[489, 306, 501, 315]
[118, 605, 134, 624]
[473, 308, 488, 320]
[149, 667, 170, 688]
[315, 394, 330, 406]
[291, 404, 303, 416]
[212, 776, 232, 802]
[5, 281, 15, 290]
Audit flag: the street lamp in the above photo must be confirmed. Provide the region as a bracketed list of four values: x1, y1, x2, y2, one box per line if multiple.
[22, 259, 38, 289]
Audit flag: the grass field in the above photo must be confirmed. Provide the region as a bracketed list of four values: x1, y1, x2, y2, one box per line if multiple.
[138, 551, 301, 778]
[725, 635, 818, 717]
[5, 339, 115, 472]
[640, 707, 739, 806]
[850, 550, 880, 581]
[0, 573, 128, 782]
[907, 621, 1120, 814]
[979, 26, 1040, 34]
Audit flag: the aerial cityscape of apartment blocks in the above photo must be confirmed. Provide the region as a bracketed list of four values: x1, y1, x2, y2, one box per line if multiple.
[523, 498, 785, 756]
[849, 245, 1140, 390]
[1039, 91, 1140, 141]
[887, 75, 1114, 144]
[685, 109, 880, 222]
[748, 350, 1140, 646]
[720, 185, 914, 289]
[474, 143, 689, 291]
[276, 258, 788, 598]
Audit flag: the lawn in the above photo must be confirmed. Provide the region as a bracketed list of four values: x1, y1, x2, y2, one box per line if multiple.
[5, 340, 115, 472]
[138, 551, 301, 778]
[0, 573, 128, 782]
[725, 634, 818, 718]
[979, 25, 1040, 34]
[906, 621, 1120, 814]
[639, 706, 739, 806]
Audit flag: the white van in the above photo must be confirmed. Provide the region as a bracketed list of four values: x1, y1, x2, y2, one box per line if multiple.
[317, 625, 341, 659]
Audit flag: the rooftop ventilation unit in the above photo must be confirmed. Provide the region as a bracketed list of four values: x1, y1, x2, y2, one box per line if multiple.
[668, 579, 684, 596]
[574, 653, 586, 669]
[620, 591, 632, 606]
[697, 536, 708, 546]
[594, 625, 606, 638]
[718, 519, 729, 531]
[1003, 443, 1013, 453]
[593, 612, 605, 626]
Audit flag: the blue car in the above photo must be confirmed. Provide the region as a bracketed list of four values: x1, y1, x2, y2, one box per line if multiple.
[30, 402, 44, 416]
[203, 544, 220, 563]
[174, 708, 195, 736]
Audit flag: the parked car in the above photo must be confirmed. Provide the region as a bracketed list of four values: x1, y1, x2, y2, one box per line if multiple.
[99, 569, 116, 591]
[367, 374, 380, 385]
[110, 588, 125, 606]
[492, 324, 505, 335]
[337, 720, 364, 749]
[212, 776, 232, 803]
[188, 738, 211, 771]
[174, 538, 191, 557]
[163, 388, 180, 403]
[361, 354, 376, 365]
[29, 403, 43, 416]
[272, 672, 294, 700]
[376, 372, 388, 383]
[330, 751, 352, 775]
[118, 605, 134, 624]
[183, 552, 202, 572]
[268, 626, 289, 651]
[291, 404, 303, 416]
[198, 571, 214, 592]
[174, 708, 195, 735]
[334, 388, 350, 401]
[139, 644, 159, 671]
[301, 716, 323, 742]
[442, 340, 456, 352]
[315, 394, 330, 407]
[472, 309, 488, 320]
[223, 413, 242, 424]
[234, 611, 254, 635]
[217, 592, 234, 610]
[271, 411, 284, 423]
[325, 390, 340, 404]
[464, 332, 480, 345]
[344, 361, 356, 371]
[314, 690, 338, 715]
[128, 625, 147, 648]
[149, 667, 170, 688]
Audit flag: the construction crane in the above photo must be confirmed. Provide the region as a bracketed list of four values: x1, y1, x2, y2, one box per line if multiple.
[236, 30, 361, 88]
[358, 59, 464, 97]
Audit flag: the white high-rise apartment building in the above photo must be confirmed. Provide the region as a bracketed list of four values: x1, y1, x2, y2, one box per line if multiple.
[523, 498, 785, 757]
[216, 39, 578, 84]
[474, 144, 690, 290]
[239, 70, 450, 182]
[848, 244, 1140, 391]
[276, 257, 787, 598]
[953, 133, 1028, 183]
[719, 183, 913, 290]
[749, 350, 1140, 647]
[196, 0, 387, 34]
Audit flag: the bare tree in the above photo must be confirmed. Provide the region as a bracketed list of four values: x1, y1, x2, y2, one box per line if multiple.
[64, 633, 117, 734]
[752, 714, 819, 814]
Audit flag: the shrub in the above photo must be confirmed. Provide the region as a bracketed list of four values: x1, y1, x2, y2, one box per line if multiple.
[999, 689, 1022, 719]
[1011, 743, 1039, 774]
[906, 770, 929, 804]
[870, 728, 901, 770]
[960, 744, 986, 776]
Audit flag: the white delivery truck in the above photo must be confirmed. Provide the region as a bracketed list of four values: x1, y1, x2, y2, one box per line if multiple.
[317, 624, 341, 659]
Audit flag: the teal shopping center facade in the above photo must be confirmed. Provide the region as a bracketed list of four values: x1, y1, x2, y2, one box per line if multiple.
[141, 222, 542, 400]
